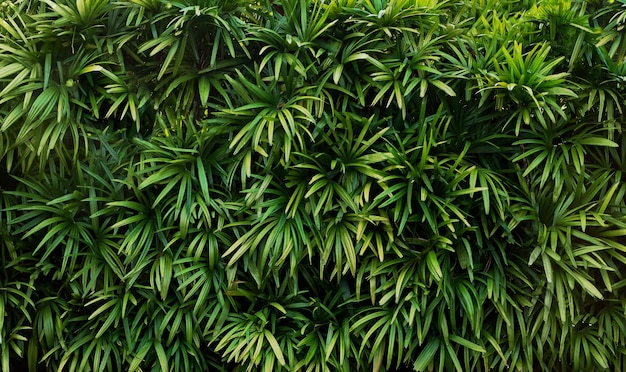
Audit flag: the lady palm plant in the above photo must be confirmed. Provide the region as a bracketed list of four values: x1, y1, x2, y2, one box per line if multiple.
[1, 0, 626, 371]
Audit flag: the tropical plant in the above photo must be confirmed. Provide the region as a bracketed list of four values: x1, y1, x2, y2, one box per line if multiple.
[1, 0, 626, 371]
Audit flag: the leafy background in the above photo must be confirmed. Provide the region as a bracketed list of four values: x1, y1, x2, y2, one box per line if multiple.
[1, 0, 626, 371]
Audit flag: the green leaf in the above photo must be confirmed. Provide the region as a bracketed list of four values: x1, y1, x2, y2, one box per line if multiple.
[413, 339, 440, 371]
[577, 138, 618, 147]
[449, 334, 486, 353]
[426, 251, 442, 281]
[263, 329, 286, 366]
[154, 341, 169, 372]
[429, 79, 456, 96]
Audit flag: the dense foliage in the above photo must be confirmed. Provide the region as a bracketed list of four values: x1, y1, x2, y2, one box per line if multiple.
[1, 0, 626, 370]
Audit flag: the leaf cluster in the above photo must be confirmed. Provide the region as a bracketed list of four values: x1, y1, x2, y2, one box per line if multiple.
[1, 0, 626, 371]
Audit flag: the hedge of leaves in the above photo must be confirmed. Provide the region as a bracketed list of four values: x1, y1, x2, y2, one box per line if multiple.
[1, 0, 626, 371]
